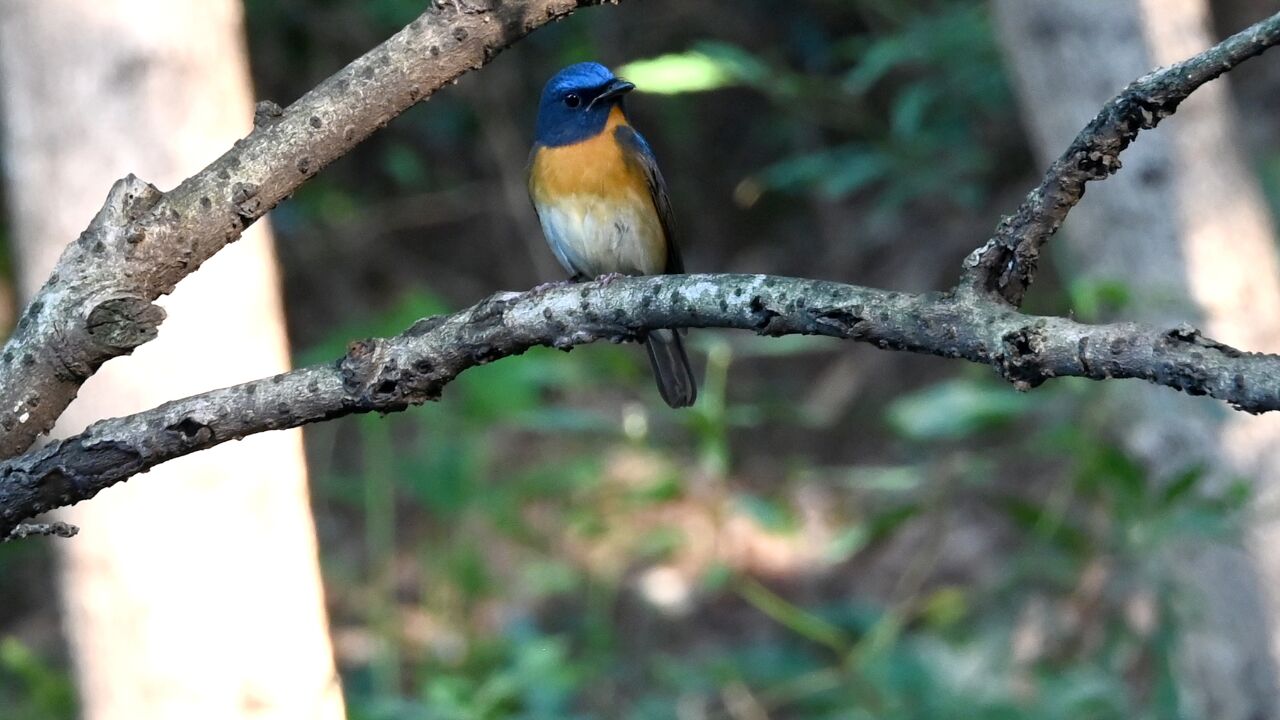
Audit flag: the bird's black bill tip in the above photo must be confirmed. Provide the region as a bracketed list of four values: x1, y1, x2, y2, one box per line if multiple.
[589, 79, 636, 109]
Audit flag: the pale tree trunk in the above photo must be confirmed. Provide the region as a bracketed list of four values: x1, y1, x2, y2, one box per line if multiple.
[0, 2, 344, 719]
[994, 1, 1280, 717]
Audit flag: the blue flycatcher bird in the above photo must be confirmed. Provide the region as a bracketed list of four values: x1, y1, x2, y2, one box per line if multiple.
[528, 62, 697, 408]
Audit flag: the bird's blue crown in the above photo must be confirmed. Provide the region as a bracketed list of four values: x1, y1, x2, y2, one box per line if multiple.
[534, 62, 632, 147]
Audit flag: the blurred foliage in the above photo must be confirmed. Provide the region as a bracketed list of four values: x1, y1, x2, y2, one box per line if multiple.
[0, 637, 76, 720]
[1262, 151, 1280, 220]
[619, 51, 740, 95]
[0, 535, 69, 719]
[620, 2, 1013, 216]
[886, 378, 1033, 441]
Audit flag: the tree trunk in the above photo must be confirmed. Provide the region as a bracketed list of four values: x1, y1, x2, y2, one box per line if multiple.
[0, 2, 345, 718]
[994, 1, 1280, 717]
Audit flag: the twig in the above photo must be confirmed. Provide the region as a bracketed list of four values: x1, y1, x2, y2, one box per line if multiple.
[4, 520, 79, 542]
[962, 11, 1280, 305]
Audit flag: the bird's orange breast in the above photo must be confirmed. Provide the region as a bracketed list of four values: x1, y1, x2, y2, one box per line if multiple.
[529, 107, 650, 203]
[527, 107, 669, 276]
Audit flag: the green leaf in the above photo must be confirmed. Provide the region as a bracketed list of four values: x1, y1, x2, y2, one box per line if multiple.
[889, 83, 937, 141]
[735, 493, 798, 533]
[737, 578, 849, 654]
[1159, 464, 1206, 508]
[0, 637, 76, 720]
[382, 142, 427, 188]
[866, 503, 922, 542]
[887, 379, 1033, 441]
[620, 42, 774, 95]
[1082, 445, 1147, 510]
[691, 41, 774, 86]
[842, 36, 921, 94]
[756, 145, 891, 199]
[920, 586, 968, 630]
[618, 52, 737, 95]
[1068, 278, 1131, 321]
[998, 496, 1089, 557]
[824, 525, 871, 563]
[822, 151, 894, 198]
[296, 290, 450, 366]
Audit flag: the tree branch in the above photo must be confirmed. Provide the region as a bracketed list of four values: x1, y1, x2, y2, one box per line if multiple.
[0, 0, 615, 460]
[962, 10, 1280, 306]
[4, 10, 1280, 539]
[4, 273, 1279, 538]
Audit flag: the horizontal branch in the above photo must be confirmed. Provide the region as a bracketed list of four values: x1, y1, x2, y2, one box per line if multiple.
[0, 0, 612, 460]
[962, 10, 1280, 305]
[4, 273, 1278, 537]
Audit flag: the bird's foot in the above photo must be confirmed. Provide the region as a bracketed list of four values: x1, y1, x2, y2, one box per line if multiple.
[530, 279, 573, 294]
[595, 272, 627, 286]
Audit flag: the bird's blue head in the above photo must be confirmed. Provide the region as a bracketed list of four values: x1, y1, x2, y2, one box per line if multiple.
[534, 62, 635, 147]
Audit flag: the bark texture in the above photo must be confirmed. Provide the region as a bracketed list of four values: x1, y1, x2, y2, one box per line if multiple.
[994, 2, 1280, 717]
[0, 1, 343, 718]
[2, 271, 1280, 537]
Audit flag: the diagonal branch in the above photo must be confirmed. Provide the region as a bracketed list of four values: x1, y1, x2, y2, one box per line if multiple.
[3, 273, 1279, 538]
[962, 10, 1280, 306]
[0, 0, 616, 460]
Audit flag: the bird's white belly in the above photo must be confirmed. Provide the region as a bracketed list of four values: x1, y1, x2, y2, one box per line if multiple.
[535, 195, 665, 278]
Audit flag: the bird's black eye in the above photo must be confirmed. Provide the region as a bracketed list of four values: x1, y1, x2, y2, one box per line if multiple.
[564, 93, 582, 109]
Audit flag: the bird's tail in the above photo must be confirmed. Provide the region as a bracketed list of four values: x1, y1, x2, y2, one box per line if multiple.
[644, 329, 697, 409]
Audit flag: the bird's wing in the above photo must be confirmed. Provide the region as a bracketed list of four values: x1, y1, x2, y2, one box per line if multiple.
[615, 125, 683, 274]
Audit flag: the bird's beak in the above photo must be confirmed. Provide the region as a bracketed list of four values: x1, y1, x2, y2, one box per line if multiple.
[588, 78, 635, 109]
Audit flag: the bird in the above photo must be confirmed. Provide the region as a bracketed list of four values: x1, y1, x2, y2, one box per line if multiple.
[527, 62, 697, 408]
